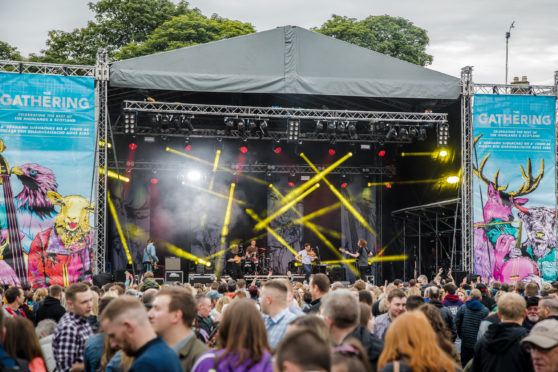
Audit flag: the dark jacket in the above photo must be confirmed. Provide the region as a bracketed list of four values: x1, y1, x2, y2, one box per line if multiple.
[443, 294, 464, 318]
[429, 299, 457, 342]
[522, 318, 538, 332]
[480, 295, 496, 312]
[455, 300, 489, 348]
[35, 296, 66, 324]
[304, 298, 322, 314]
[472, 322, 533, 372]
[344, 325, 384, 372]
[477, 312, 501, 340]
[178, 335, 209, 372]
[197, 314, 214, 336]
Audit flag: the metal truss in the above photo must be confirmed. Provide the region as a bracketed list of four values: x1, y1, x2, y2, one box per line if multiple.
[122, 100, 449, 123]
[461, 66, 474, 273]
[0, 60, 95, 77]
[107, 160, 389, 176]
[474, 83, 555, 96]
[94, 50, 110, 274]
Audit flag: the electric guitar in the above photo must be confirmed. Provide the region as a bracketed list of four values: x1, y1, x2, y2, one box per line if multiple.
[145, 246, 158, 269]
[231, 255, 245, 264]
[0, 140, 27, 285]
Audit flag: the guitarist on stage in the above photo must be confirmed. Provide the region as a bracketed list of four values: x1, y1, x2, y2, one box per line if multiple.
[225, 244, 244, 279]
[340, 239, 372, 280]
[142, 239, 159, 274]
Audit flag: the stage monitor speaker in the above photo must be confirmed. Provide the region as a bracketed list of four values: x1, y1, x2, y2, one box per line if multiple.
[312, 265, 327, 274]
[165, 257, 181, 271]
[165, 271, 184, 284]
[114, 270, 126, 283]
[330, 267, 346, 282]
[92, 272, 113, 287]
[189, 274, 215, 285]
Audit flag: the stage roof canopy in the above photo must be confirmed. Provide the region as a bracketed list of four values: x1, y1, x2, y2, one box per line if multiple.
[110, 26, 460, 100]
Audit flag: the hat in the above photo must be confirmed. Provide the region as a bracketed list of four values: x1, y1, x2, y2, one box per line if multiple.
[476, 283, 487, 292]
[207, 290, 222, 301]
[521, 319, 558, 349]
[526, 296, 540, 308]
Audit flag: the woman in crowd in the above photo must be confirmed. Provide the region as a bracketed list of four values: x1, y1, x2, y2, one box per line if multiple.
[377, 312, 460, 372]
[4, 317, 47, 372]
[287, 314, 330, 344]
[332, 339, 372, 372]
[418, 304, 460, 363]
[359, 303, 374, 333]
[192, 299, 273, 372]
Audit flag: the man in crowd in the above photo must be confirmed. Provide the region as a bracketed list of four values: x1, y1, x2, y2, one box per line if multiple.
[373, 288, 406, 340]
[472, 292, 533, 372]
[260, 280, 297, 348]
[321, 289, 383, 372]
[426, 286, 456, 341]
[100, 296, 182, 372]
[196, 294, 215, 340]
[456, 289, 489, 366]
[3, 287, 26, 318]
[477, 283, 496, 312]
[148, 287, 208, 371]
[539, 297, 558, 321]
[225, 279, 237, 298]
[526, 281, 540, 297]
[36, 284, 66, 323]
[305, 273, 329, 313]
[524, 297, 541, 331]
[275, 328, 331, 372]
[521, 319, 558, 372]
[52, 283, 94, 372]
[443, 282, 464, 317]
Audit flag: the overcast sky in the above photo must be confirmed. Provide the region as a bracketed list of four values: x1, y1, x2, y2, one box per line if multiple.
[1, 0, 557, 85]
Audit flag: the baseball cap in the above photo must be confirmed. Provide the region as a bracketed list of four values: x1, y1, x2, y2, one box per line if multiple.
[521, 319, 558, 349]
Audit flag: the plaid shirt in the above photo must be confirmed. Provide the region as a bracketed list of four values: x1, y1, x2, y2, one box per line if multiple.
[264, 308, 298, 348]
[52, 311, 93, 372]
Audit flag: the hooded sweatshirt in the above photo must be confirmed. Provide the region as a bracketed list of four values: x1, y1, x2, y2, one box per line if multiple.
[442, 294, 464, 318]
[455, 299, 489, 348]
[472, 322, 533, 372]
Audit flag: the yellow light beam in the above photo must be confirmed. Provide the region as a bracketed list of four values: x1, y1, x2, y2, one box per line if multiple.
[215, 183, 236, 275]
[376, 228, 404, 257]
[246, 208, 298, 256]
[367, 179, 441, 187]
[166, 147, 269, 186]
[314, 254, 408, 265]
[278, 152, 353, 207]
[107, 191, 132, 264]
[202, 149, 222, 228]
[300, 153, 377, 236]
[293, 201, 342, 225]
[255, 183, 320, 231]
[99, 168, 130, 183]
[182, 181, 248, 206]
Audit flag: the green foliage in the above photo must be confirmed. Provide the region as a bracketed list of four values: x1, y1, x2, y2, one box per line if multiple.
[0, 41, 23, 60]
[117, 13, 255, 59]
[314, 14, 433, 66]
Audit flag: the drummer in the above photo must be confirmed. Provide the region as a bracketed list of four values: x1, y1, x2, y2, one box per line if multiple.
[246, 240, 258, 259]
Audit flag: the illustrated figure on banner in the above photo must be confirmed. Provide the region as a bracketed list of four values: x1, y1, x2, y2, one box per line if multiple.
[473, 135, 557, 284]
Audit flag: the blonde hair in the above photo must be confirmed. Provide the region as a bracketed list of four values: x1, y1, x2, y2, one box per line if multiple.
[32, 288, 48, 303]
[215, 296, 232, 313]
[407, 287, 421, 297]
[497, 293, 526, 321]
[91, 290, 100, 316]
[378, 312, 456, 372]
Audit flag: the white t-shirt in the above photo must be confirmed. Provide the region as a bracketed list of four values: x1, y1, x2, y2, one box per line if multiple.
[298, 249, 313, 265]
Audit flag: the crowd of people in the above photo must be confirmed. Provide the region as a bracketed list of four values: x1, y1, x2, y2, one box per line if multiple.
[0, 270, 557, 372]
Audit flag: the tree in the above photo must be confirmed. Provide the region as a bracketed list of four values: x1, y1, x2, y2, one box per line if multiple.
[117, 13, 255, 59]
[314, 14, 433, 66]
[0, 41, 23, 60]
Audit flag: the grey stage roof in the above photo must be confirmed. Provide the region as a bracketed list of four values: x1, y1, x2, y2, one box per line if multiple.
[110, 26, 461, 100]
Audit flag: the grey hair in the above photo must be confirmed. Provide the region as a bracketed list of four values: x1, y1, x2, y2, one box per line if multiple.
[540, 297, 558, 315]
[35, 319, 57, 338]
[320, 289, 359, 329]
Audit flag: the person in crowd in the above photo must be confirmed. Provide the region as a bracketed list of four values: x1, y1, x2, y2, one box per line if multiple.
[3, 287, 27, 318]
[321, 289, 383, 372]
[225, 244, 243, 280]
[52, 283, 93, 372]
[83, 297, 115, 372]
[286, 314, 330, 344]
[20, 284, 36, 322]
[192, 299, 273, 371]
[295, 243, 319, 284]
[225, 280, 237, 299]
[0, 304, 18, 369]
[87, 290, 100, 331]
[374, 289, 406, 340]
[36, 319, 57, 372]
[538, 297, 558, 321]
[359, 303, 374, 332]
[515, 281, 526, 296]
[248, 285, 259, 303]
[305, 273, 330, 314]
[418, 304, 460, 363]
[148, 287, 208, 371]
[457, 289, 468, 303]
[100, 296, 182, 372]
[443, 283, 464, 317]
[455, 288, 489, 366]
[359, 290, 373, 306]
[521, 319, 558, 372]
[4, 317, 47, 372]
[477, 309, 501, 341]
[472, 292, 532, 372]
[139, 272, 160, 292]
[525, 281, 540, 297]
[31, 288, 48, 319]
[196, 294, 216, 340]
[36, 285, 65, 324]
[275, 328, 331, 372]
[141, 288, 158, 309]
[405, 295, 425, 311]
[301, 292, 312, 312]
[236, 279, 249, 296]
[417, 275, 429, 295]
[277, 279, 305, 316]
[426, 286, 457, 341]
[377, 312, 458, 372]
[524, 297, 541, 331]
[260, 280, 298, 348]
[332, 338, 372, 372]
[476, 283, 496, 312]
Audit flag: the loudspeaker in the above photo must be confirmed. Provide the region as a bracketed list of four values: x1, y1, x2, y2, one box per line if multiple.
[92, 272, 114, 287]
[114, 270, 126, 283]
[330, 267, 346, 282]
[165, 271, 184, 284]
[312, 265, 327, 274]
[165, 257, 181, 271]
[189, 274, 215, 285]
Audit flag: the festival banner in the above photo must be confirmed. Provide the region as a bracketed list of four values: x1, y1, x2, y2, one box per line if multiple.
[0, 73, 96, 287]
[472, 94, 556, 284]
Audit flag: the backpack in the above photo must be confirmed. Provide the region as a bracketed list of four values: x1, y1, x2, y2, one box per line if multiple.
[0, 356, 31, 372]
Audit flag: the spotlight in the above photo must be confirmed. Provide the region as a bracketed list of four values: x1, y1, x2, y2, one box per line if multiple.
[337, 121, 348, 132]
[240, 146, 248, 153]
[385, 183, 392, 189]
[160, 115, 171, 132]
[378, 150, 386, 157]
[224, 117, 235, 128]
[247, 119, 257, 131]
[150, 178, 158, 185]
[287, 120, 300, 143]
[447, 176, 459, 184]
[399, 127, 409, 140]
[184, 144, 192, 152]
[437, 123, 449, 146]
[187, 170, 202, 182]
[314, 120, 324, 133]
[182, 116, 194, 132]
[273, 142, 282, 154]
[328, 148, 336, 156]
[237, 119, 246, 131]
[259, 120, 268, 130]
[340, 182, 348, 188]
[327, 121, 337, 133]
[409, 127, 418, 138]
[128, 142, 137, 150]
[417, 128, 427, 141]
[340, 172, 349, 188]
[439, 150, 448, 157]
[288, 170, 297, 187]
[348, 122, 357, 139]
[385, 126, 397, 140]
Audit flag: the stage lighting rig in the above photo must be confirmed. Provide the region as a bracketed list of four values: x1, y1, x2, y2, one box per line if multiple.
[160, 115, 171, 132]
[437, 123, 449, 146]
[348, 122, 357, 139]
[123, 111, 137, 135]
[327, 121, 337, 133]
[385, 125, 397, 140]
[224, 117, 235, 128]
[399, 127, 409, 141]
[337, 121, 348, 132]
[314, 120, 324, 133]
[417, 128, 427, 141]
[179, 115, 195, 133]
[287, 119, 300, 143]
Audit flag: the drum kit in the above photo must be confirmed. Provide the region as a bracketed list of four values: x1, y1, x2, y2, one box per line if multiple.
[243, 246, 272, 275]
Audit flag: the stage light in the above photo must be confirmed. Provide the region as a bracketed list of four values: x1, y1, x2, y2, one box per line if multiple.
[287, 120, 300, 143]
[259, 120, 268, 129]
[378, 150, 386, 157]
[237, 119, 246, 131]
[273, 143, 282, 154]
[409, 127, 418, 138]
[437, 123, 449, 146]
[224, 117, 234, 128]
[129, 143, 137, 150]
[247, 119, 257, 131]
[417, 128, 427, 141]
[348, 122, 357, 139]
[327, 121, 337, 133]
[385, 182, 392, 189]
[160, 115, 171, 131]
[150, 178, 158, 184]
[314, 120, 324, 133]
[123, 111, 137, 135]
[327, 148, 335, 156]
[447, 176, 460, 184]
[205, 261, 211, 267]
[399, 127, 409, 140]
[288, 181, 295, 187]
[439, 150, 448, 157]
[184, 144, 192, 152]
[240, 146, 248, 153]
[337, 121, 348, 132]
[187, 170, 202, 182]
[340, 182, 348, 188]
[386, 126, 397, 140]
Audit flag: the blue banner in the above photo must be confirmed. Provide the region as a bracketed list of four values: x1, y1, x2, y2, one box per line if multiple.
[0, 73, 96, 287]
[473, 94, 556, 284]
